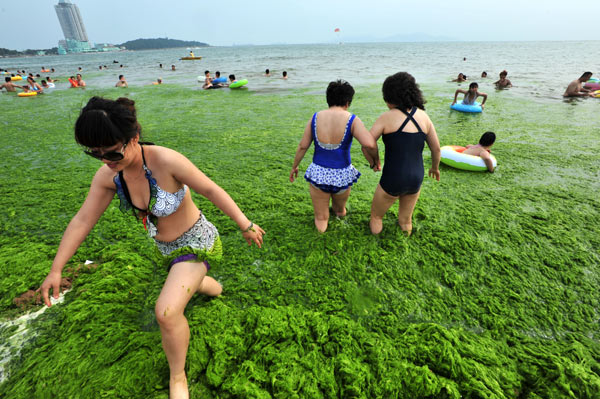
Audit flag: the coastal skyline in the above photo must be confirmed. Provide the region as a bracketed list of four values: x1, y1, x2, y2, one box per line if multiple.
[54, 0, 88, 43]
[0, 0, 598, 51]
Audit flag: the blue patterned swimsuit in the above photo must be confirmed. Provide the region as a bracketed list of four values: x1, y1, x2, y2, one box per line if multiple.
[303, 112, 361, 193]
[114, 144, 221, 269]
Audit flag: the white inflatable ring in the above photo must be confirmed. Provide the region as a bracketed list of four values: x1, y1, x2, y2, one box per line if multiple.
[440, 145, 496, 171]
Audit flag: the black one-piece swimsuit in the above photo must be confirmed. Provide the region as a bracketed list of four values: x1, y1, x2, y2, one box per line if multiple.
[379, 107, 427, 196]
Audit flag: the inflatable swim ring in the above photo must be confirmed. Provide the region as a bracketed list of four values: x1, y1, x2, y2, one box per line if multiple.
[41, 69, 50, 73]
[584, 82, 600, 90]
[440, 145, 496, 172]
[229, 79, 248, 89]
[11, 76, 23, 81]
[593, 90, 600, 98]
[18, 92, 37, 97]
[450, 100, 482, 113]
[212, 77, 227, 84]
[587, 78, 600, 83]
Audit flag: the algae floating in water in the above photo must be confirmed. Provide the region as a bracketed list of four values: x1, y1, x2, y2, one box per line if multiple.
[0, 82, 599, 398]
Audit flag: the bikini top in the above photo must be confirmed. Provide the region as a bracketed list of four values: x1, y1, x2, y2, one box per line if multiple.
[113, 144, 187, 228]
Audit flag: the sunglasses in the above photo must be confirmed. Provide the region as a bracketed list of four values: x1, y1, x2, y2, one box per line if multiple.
[84, 142, 128, 161]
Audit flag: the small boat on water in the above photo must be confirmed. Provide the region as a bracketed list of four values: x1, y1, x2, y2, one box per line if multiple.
[180, 56, 202, 60]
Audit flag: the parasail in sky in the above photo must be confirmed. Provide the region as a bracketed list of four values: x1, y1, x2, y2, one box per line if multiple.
[334, 28, 342, 44]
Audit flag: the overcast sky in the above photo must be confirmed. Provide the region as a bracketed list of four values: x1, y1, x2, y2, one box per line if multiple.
[0, 0, 597, 50]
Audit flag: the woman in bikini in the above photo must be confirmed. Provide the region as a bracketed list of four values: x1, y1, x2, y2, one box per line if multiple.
[289, 80, 380, 232]
[368, 72, 441, 236]
[26, 76, 43, 93]
[39, 96, 264, 399]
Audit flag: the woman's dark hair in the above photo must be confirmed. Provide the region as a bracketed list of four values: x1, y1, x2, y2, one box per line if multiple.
[469, 82, 479, 89]
[326, 80, 354, 107]
[75, 96, 140, 148]
[479, 131, 496, 146]
[382, 72, 425, 110]
[229, 74, 235, 80]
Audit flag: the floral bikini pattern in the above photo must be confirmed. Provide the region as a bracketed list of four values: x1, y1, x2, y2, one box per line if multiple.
[113, 146, 187, 238]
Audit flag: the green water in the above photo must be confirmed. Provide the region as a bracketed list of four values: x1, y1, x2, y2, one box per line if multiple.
[0, 82, 599, 398]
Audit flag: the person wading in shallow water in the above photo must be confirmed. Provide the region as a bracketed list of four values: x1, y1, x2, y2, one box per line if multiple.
[290, 80, 380, 232]
[39, 96, 265, 399]
[367, 72, 441, 236]
[563, 71, 594, 97]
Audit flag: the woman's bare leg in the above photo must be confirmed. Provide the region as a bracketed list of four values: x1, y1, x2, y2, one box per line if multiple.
[397, 190, 421, 235]
[196, 264, 222, 296]
[331, 188, 351, 217]
[155, 261, 212, 399]
[369, 184, 398, 234]
[309, 185, 332, 232]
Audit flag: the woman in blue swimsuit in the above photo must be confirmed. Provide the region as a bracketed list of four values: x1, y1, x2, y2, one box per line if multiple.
[39, 97, 265, 399]
[369, 72, 441, 236]
[290, 80, 380, 232]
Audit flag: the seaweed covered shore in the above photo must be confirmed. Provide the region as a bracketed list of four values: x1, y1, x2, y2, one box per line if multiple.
[1, 83, 599, 398]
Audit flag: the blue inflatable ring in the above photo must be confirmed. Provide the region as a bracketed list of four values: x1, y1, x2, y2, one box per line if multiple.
[451, 101, 482, 113]
[212, 77, 227, 84]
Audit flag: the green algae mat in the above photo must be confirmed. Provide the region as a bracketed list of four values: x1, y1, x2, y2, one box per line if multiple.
[1, 83, 599, 398]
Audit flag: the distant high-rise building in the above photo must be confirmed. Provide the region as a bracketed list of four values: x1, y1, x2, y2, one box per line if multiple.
[54, 0, 89, 42]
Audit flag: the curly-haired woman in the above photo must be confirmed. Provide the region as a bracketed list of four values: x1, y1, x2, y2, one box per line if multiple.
[368, 72, 441, 236]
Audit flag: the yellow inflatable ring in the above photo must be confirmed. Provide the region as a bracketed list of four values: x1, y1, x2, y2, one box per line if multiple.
[11, 76, 23, 81]
[18, 92, 37, 97]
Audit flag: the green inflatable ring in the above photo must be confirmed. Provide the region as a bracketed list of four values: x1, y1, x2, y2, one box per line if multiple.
[229, 79, 248, 88]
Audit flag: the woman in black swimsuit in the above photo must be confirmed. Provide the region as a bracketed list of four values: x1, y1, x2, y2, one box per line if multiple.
[368, 72, 441, 236]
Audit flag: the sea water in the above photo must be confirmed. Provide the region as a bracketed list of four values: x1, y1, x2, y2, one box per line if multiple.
[1, 41, 600, 398]
[2, 40, 599, 101]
